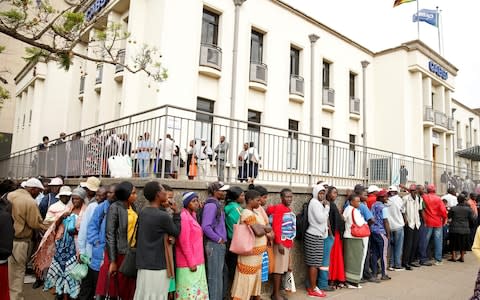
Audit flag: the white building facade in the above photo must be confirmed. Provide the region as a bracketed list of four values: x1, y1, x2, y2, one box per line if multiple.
[10, 0, 480, 186]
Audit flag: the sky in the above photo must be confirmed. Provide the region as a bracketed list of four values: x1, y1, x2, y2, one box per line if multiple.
[283, 0, 479, 109]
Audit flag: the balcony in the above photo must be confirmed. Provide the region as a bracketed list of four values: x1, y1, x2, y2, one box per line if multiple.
[322, 88, 335, 112]
[114, 49, 126, 82]
[349, 97, 360, 120]
[249, 62, 268, 92]
[79, 75, 85, 99]
[423, 106, 434, 126]
[94, 64, 103, 92]
[434, 111, 448, 132]
[289, 74, 304, 103]
[457, 138, 463, 149]
[447, 117, 454, 134]
[199, 43, 222, 78]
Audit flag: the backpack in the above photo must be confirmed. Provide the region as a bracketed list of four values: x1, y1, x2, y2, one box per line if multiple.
[197, 198, 222, 230]
[295, 199, 311, 240]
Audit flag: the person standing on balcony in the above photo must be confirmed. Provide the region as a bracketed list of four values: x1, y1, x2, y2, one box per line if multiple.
[246, 142, 260, 183]
[136, 132, 154, 178]
[400, 165, 408, 186]
[386, 185, 406, 271]
[214, 136, 229, 182]
[420, 184, 447, 266]
[186, 140, 196, 180]
[195, 139, 213, 181]
[237, 143, 249, 182]
[156, 134, 175, 178]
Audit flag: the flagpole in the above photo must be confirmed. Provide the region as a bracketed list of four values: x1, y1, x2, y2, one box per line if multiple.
[417, 0, 420, 40]
[436, 6, 441, 55]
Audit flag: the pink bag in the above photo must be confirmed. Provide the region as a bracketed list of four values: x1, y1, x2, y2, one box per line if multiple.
[229, 223, 255, 255]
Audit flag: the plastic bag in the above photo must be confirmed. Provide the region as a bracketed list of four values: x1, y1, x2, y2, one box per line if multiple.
[108, 155, 132, 178]
[283, 271, 296, 293]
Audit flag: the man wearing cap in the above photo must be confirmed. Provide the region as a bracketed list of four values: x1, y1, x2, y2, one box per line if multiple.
[80, 177, 101, 204]
[370, 189, 391, 281]
[38, 177, 63, 219]
[201, 182, 229, 300]
[7, 178, 50, 300]
[402, 184, 421, 269]
[386, 185, 406, 271]
[420, 184, 447, 266]
[367, 185, 380, 209]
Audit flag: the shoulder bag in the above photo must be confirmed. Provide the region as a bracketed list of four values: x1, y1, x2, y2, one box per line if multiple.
[350, 208, 370, 238]
[229, 217, 255, 255]
[119, 221, 138, 277]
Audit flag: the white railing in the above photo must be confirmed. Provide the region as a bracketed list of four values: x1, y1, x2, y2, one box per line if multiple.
[289, 75, 304, 97]
[249, 62, 268, 85]
[322, 88, 335, 106]
[424, 106, 434, 122]
[199, 43, 222, 70]
[350, 97, 360, 115]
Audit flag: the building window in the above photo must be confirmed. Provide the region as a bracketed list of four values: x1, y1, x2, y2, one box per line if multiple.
[321, 127, 330, 173]
[287, 119, 299, 169]
[195, 97, 214, 142]
[22, 114, 25, 129]
[247, 110, 261, 148]
[290, 47, 300, 76]
[323, 61, 331, 88]
[349, 134, 356, 176]
[29, 110, 32, 126]
[201, 9, 219, 46]
[250, 30, 263, 63]
[349, 72, 357, 98]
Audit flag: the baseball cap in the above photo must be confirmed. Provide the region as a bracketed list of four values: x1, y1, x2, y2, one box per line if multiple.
[376, 189, 387, 198]
[24, 178, 45, 190]
[409, 184, 417, 191]
[388, 185, 398, 192]
[48, 177, 64, 186]
[208, 182, 230, 194]
[367, 185, 380, 194]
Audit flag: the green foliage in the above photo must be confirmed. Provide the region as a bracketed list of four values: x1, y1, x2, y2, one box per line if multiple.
[62, 12, 84, 33]
[0, 9, 26, 26]
[0, 46, 5, 54]
[23, 47, 49, 63]
[0, 86, 9, 102]
[57, 51, 72, 70]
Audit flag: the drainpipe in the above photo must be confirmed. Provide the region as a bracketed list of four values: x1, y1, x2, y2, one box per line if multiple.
[361, 60, 370, 182]
[308, 34, 319, 186]
[228, 0, 246, 182]
[452, 108, 456, 173]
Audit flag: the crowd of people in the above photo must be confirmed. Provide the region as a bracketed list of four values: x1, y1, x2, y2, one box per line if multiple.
[34, 132, 263, 184]
[2, 175, 480, 300]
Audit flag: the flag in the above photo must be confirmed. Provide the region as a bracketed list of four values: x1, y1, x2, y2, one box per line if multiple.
[394, 0, 416, 7]
[413, 9, 439, 27]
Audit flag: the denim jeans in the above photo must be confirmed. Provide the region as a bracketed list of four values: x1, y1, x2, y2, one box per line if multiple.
[389, 228, 404, 268]
[370, 232, 388, 277]
[421, 226, 443, 263]
[139, 159, 149, 177]
[205, 240, 227, 300]
[317, 236, 334, 288]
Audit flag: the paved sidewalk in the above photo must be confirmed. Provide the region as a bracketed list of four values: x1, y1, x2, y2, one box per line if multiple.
[24, 254, 478, 299]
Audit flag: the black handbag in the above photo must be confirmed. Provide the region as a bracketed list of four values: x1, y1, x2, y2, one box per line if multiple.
[119, 221, 138, 278]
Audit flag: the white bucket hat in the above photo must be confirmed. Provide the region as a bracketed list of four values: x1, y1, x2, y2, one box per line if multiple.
[24, 178, 44, 190]
[48, 177, 64, 186]
[80, 177, 101, 192]
[56, 186, 72, 198]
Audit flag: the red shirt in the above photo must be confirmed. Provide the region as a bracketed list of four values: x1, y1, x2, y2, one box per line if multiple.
[422, 193, 447, 227]
[366, 194, 377, 209]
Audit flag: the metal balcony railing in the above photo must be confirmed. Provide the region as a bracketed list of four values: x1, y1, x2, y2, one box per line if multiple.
[3, 104, 480, 192]
[322, 88, 335, 106]
[95, 64, 103, 85]
[79, 76, 85, 94]
[115, 49, 126, 73]
[434, 111, 448, 128]
[199, 43, 222, 70]
[447, 117, 454, 131]
[289, 74, 304, 97]
[424, 106, 434, 122]
[249, 62, 268, 85]
[350, 97, 360, 115]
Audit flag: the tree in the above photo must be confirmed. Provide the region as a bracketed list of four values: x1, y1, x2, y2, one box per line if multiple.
[0, 0, 167, 99]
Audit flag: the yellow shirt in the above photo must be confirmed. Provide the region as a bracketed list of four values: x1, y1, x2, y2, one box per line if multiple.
[472, 227, 480, 262]
[127, 207, 138, 247]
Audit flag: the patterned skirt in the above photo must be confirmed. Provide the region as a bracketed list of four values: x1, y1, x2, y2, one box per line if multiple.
[175, 264, 209, 299]
[43, 238, 80, 298]
[304, 232, 325, 267]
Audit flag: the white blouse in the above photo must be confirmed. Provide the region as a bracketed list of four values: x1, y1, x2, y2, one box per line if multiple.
[343, 205, 367, 239]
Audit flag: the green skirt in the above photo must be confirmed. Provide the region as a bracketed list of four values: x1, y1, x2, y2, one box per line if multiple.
[175, 264, 209, 299]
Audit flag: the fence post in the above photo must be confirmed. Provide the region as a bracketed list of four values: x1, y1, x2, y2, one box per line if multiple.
[289, 135, 293, 186]
[161, 106, 169, 179]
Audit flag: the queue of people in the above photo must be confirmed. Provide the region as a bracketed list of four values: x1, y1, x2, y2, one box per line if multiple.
[2, 176, 480, 300]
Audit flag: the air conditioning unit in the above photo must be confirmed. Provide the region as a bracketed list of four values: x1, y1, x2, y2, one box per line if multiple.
[199, 44, 222, 70]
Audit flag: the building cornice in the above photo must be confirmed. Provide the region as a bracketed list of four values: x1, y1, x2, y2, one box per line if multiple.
[452, 99, 480, 116]
[375, 40, 458, 76]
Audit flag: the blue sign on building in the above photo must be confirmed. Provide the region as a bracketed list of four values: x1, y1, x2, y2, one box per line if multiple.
[85, 0, 110, 22]
[428, 61, 448, 80]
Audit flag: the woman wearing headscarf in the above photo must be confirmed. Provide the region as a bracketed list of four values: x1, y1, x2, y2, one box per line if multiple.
[327, 186, 346, 289]
[175, 192, 208, 299]
[134, 181, 181, 299]
[43, 188, 87, 299]
[224, 186, 245, 284]
[95, 181, 138, 300]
